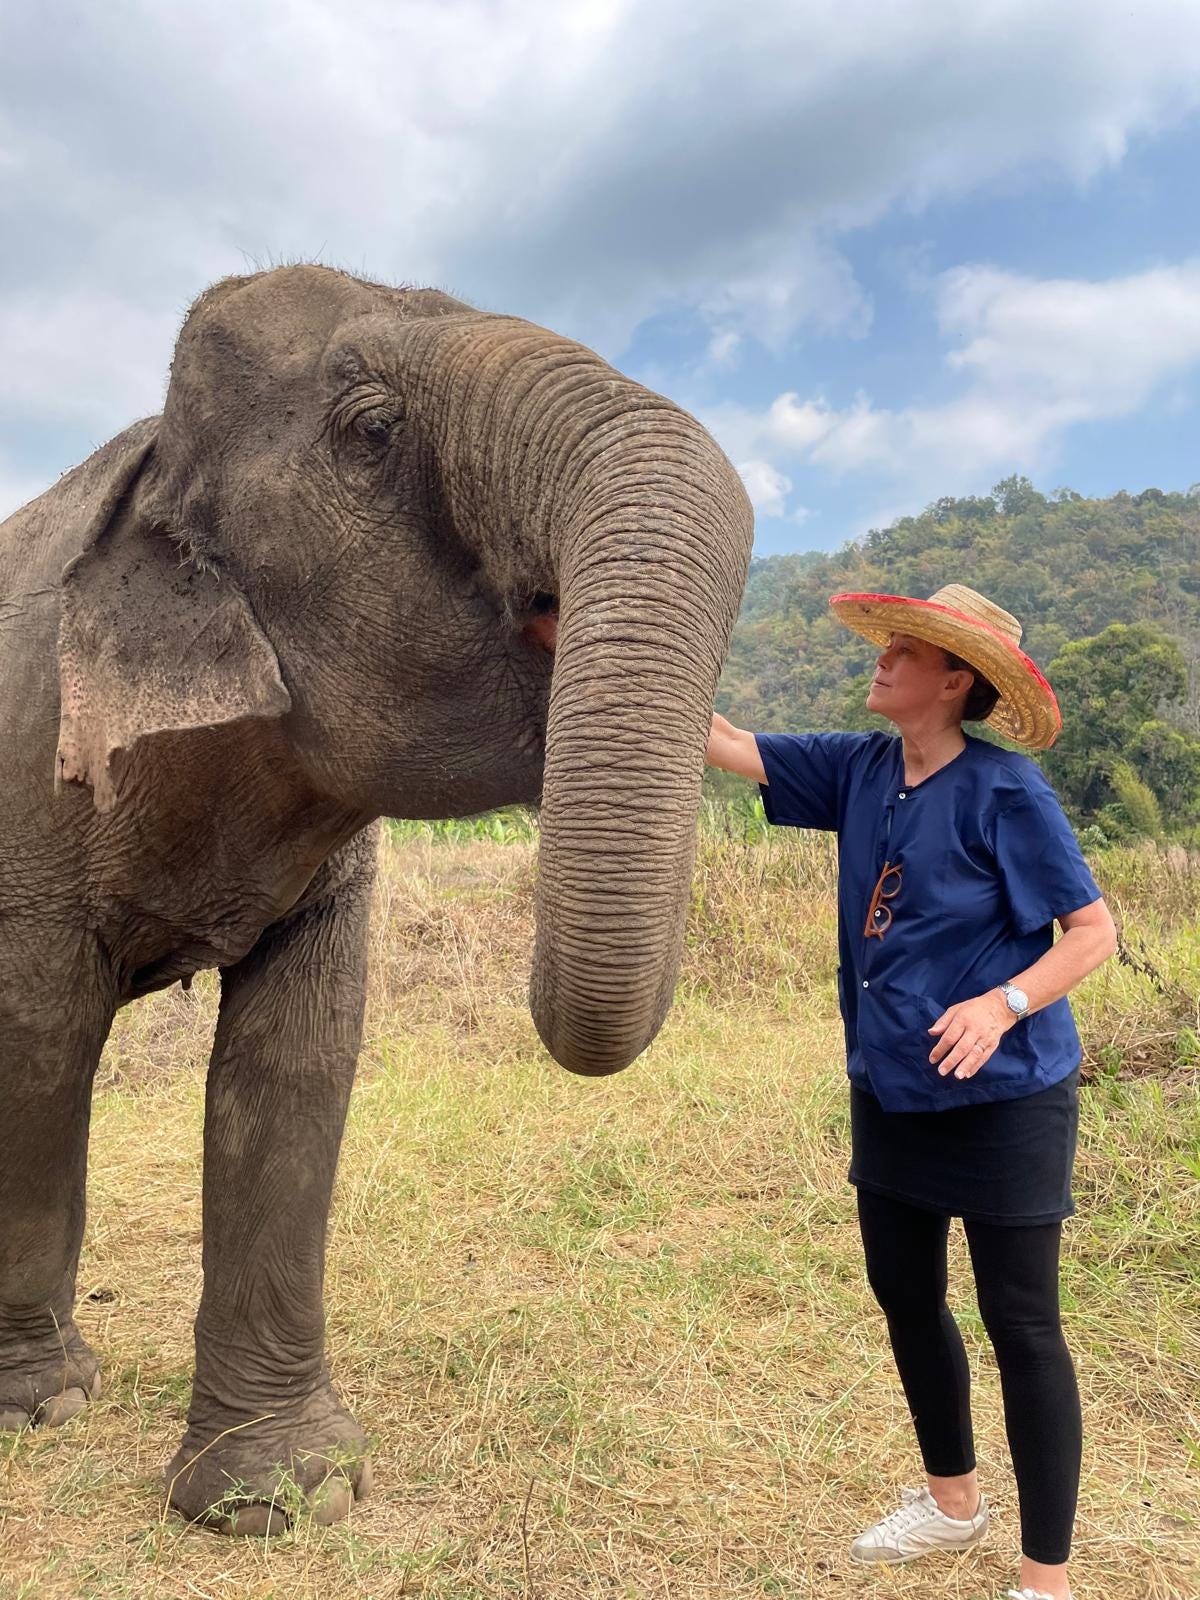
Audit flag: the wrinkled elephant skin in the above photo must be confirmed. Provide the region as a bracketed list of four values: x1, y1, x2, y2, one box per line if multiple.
[0, 266, 753, 1531]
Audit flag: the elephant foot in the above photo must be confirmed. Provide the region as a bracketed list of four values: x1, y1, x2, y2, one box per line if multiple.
[165, 1385, 371, 1535]
[0, 1323, 102, 1431]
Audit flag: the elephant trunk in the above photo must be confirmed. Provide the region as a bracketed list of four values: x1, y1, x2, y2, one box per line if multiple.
[406, 312, 752, 1075]
[531, 411, 752, 1075]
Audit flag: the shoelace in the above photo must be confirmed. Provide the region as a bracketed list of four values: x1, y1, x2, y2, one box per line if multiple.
[875, 1486, 937, 1536]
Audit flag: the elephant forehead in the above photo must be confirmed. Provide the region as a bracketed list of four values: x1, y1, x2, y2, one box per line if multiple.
[172, 269, 391, 402]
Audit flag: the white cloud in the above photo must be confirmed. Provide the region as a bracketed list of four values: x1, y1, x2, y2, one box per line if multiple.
[2, 0, 1200, 477]
[705, 330, 743, 369]
[706, 259, 1200, 511]
[0, 292, 176, 427]
[697, 238, 873, 351]
[764, 395, 840, 454]
[737, 459, 793, 517]
[940, 261, 1200, 412]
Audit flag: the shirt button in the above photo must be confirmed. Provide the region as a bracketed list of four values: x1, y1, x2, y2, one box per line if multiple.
[898, 791, 907, 799]
[862, 979, 869, 988]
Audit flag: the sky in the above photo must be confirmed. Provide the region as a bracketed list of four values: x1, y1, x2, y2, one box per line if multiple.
[2, 0, 1199, 555]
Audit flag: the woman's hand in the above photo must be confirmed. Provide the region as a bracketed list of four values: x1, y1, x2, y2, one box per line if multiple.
[929, 899, 1116, 1081]
[928, 990, 1015, 1079]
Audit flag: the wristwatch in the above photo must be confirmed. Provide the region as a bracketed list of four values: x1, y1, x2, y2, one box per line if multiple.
[1000, 981, 1030, 1017]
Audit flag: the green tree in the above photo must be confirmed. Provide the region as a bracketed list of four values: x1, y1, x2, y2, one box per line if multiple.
[1126, 719, 1200, 823]
[992, 474, 1046, 517]
[1044, 623, 1199, 829]
[1108, 761, 1163, 840]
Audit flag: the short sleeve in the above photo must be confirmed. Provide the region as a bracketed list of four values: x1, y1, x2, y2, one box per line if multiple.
[992, 770, 1102, 935]
[755, 732, 870, 831]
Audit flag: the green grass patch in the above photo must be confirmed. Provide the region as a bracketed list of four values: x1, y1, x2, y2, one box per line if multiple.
[2, 829, 1196, 1598]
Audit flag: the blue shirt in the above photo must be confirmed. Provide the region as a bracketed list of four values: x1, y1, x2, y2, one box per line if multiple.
[756, 731, 1102, 1112]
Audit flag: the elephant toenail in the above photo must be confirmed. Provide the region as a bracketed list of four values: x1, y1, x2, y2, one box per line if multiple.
[36, 1385, 91, 1427]
[310, 1475, 355, 1525]
[221, 1502, 291, 1537]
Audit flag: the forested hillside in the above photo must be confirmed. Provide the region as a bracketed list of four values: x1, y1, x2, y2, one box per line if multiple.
[718, 477, 1200, 837]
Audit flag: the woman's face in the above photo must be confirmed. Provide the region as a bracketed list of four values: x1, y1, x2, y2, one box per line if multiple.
[866, 632, 970, 724]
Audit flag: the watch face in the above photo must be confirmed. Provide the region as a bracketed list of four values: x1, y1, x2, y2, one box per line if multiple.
[1006, 985, 1029, 1014]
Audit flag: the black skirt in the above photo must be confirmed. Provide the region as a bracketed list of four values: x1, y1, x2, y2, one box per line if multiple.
[848, 1068, 1080, 1226]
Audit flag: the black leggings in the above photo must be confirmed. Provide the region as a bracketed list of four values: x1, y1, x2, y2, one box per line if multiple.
[857, 1187, 1082, 1566]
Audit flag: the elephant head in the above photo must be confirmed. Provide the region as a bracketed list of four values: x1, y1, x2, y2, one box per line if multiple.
[56, 266, 754, 1076]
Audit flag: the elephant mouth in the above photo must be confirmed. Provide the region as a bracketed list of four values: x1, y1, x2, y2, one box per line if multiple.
[518, 591, 559, 653]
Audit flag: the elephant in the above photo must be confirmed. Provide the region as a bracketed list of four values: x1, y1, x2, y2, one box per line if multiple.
[0, 265, 753, 1531]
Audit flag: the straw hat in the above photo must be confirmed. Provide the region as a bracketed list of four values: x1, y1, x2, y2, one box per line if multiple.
[828, 583, 1062, 749]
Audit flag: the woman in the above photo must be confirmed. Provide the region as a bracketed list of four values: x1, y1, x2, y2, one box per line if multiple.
[707, 584, 1115, 1600]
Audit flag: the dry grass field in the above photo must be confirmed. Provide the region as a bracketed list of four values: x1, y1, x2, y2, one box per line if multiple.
[2, 823, 1198, 1599]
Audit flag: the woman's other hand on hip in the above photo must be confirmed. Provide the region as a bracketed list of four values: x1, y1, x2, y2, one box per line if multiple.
[928, 991, 1015, 1079]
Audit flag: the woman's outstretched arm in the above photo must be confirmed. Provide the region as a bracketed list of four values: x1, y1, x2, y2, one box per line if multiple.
[706, 713, 768, 783]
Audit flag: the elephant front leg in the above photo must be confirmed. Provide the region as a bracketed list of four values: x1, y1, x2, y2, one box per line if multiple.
[167, 848, 375, 1534]
[0, 966, 113, 1432]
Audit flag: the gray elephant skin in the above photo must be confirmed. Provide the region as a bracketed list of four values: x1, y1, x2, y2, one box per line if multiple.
[0, 266, 753, 1532]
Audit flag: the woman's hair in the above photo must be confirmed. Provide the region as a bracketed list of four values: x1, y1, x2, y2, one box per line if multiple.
[942, 649, 1001, 723]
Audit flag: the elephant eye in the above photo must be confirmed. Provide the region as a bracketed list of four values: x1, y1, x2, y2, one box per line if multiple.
[329, 382, 403, 450]
[356, 409, 398, 444]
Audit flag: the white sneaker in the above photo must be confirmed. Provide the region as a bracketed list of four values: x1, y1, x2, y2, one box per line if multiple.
[1006, 1590, 1071, 1600]
[850, 1485, 989, 1565]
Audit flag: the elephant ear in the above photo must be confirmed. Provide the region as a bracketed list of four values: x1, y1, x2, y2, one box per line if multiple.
[57, 418, 290, 813]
